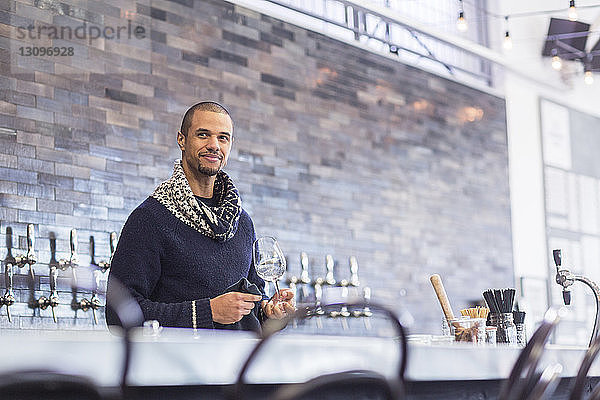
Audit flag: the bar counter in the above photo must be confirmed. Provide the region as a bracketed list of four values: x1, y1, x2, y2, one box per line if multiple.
[1, 328, 597, 399]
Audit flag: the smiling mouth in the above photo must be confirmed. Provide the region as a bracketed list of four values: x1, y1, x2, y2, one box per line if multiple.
[200, 154, 222, 162]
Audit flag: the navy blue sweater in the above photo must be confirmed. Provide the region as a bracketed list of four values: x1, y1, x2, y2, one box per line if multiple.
[106, 196, 266, 329]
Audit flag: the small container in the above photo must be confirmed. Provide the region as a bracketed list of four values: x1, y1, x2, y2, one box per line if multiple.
[515, 323, 527, 346]
[450, 318, 486, 344]
[485, 326, 497, 346]
[488, 313, 517, 344]
[513, 311, 527, 347]
[442, 315, 468, 336]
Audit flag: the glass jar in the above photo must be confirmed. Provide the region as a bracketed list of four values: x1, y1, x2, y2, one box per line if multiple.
[515, 323, 527, 347]
[488, 313, 517, 344]
[485, 326, 497, 346]
[450, 318, 486, 344]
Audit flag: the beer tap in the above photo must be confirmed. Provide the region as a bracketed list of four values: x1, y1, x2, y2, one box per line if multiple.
[289, 252, 311, 306]
[553, 249, 600, 346]
[90, 232, 117, 273]
[37, 261, 59, 323]
[300, 252, 311, 285]
[362, 287, 373, 331]
[74, 270, 102, 324]
[58, 229, 79, 285]
[14, 224, 36, 281]
[1, 227, 16, 322]
[75, 232, 116, 324]
[325, 254, 336, 286]
[349, 256, 360, 288]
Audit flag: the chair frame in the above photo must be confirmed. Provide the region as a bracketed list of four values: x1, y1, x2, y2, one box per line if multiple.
[498, 308, 563, 400]
[231, 300, 408, 400]
[570, 333, 600, 400]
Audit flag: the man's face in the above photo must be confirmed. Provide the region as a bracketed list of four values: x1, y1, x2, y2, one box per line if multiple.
[177, 110, 233, 177]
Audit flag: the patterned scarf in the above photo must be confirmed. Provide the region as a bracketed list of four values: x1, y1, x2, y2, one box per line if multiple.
[152, 160, 242, 242]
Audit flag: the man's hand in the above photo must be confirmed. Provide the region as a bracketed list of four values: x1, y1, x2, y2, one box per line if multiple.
[210, 292, 262, 324]
[262, 289, 295, 319]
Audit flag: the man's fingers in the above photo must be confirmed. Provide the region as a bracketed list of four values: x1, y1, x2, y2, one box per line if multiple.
[234, 292, 262, 302]
[276, 290, 294, 302]
[271, 304, 284, 319]
[281, 302, 295, 314]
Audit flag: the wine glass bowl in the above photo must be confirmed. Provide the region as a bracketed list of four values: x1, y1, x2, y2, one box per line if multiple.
[253, 236, 286, 300]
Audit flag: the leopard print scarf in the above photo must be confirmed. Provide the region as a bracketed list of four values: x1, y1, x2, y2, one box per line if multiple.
[151, 160, 242, 242]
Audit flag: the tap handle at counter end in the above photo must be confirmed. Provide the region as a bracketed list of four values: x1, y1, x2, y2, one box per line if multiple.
[553, 249, 561, 268]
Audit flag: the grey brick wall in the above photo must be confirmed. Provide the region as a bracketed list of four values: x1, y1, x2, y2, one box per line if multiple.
[0, 0, 512, 333]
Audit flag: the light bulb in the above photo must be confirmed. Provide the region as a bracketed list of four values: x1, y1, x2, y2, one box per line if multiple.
[584, 71, 594, 85]
[551, 55, 562, 70]
[457, 11, 468, 32]
[503, 32, 513, 50]
[568, 0, 577, 21]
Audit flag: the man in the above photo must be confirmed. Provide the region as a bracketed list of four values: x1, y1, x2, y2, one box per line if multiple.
[106, 101, 294, 330]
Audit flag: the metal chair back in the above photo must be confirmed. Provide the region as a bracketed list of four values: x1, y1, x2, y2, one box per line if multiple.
[231, 300, 408, 400]
[498, 308, 564, 400]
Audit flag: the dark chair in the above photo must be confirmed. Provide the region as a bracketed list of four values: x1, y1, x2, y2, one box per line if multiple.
[0, 278, 143, 400]
[498, 307, 564, 400]
[569, 332, 600, 400]
[231, 300, 407, 400]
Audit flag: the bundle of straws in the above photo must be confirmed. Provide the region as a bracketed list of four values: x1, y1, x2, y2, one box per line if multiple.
[483, 288, 516, 343]
[482, 288, 515, 314]
[460, 306, 489, 319]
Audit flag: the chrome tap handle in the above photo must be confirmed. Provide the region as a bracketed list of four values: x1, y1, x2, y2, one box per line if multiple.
[109, 231, 117, 256]
[300, 252, 310, 284]
[340, 285, 350, 317]
[93, 269, 101, 293]
[49, 265, 59, 323]
[26, 223, 35, 262]
[349, 256, 360, 287]
[362, 287, 373, 317]
[69, 229, 78, 265]
[48, 234, 59, 270]
[314, 278, 324, 315]
[4, 227, 14, 263]
[3, 263, 15, 323]
[49, 265, 58, 296]
[69, 229, 79, 285]
[4, 262, 13, 292]
[553, 249, 562, 268]
[325, 254, 336, 285]
[89, 236, 96, 266]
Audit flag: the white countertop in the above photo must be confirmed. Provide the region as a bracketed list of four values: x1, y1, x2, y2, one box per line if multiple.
[0, 328, 595, 387]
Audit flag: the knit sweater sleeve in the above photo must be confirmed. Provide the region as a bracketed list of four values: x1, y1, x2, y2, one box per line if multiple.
[106, 205, 213, 329]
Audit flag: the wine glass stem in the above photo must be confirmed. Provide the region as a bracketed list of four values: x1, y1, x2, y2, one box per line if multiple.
[274, 280, 281, 302]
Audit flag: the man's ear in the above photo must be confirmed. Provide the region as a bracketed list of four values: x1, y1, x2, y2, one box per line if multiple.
[176, 131, 185, 151]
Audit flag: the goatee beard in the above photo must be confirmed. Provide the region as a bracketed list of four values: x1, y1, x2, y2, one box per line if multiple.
[198, 165, 220, 176]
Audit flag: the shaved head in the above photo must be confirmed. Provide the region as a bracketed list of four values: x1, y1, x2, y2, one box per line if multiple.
[180, 101, 232, 136]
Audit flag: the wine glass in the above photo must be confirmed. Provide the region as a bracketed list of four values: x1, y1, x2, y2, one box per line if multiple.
[253, 236, 286, 301]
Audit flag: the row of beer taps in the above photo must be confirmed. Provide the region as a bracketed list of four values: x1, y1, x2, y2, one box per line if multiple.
[0, 223, 117, 325]
[285, 253, 372, 330]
